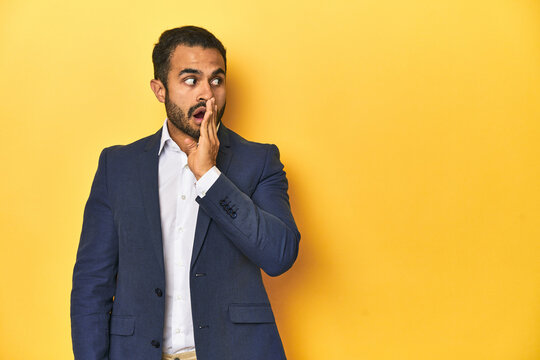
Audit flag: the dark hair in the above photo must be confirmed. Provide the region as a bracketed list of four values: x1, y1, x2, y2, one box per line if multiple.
[152, 26, 227, 90]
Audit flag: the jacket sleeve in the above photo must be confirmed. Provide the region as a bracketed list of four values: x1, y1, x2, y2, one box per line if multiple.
[70, 147, 118, 360]
[196, 144, 300, 276]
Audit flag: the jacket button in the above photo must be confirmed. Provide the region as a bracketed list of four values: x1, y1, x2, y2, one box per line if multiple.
[155, 288, 163, 297]
[151, 340, 160, 348]
[231, 213, 237, 219]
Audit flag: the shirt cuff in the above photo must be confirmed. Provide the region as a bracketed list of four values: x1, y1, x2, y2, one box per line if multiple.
[195, 166, 221, 198]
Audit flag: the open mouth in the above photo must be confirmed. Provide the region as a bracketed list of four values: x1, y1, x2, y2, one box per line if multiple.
[193, 107, 206, 120]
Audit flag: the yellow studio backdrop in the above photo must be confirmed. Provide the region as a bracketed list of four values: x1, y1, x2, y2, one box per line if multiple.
[0, 0, 539, 359]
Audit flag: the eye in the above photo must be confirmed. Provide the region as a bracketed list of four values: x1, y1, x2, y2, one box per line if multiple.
[211, 77, 222, 86]
[184, 78, 196, 85]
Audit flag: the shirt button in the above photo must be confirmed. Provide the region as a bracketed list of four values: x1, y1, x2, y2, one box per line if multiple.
[176, 295, 183, 301]
[178, 226, 183, 232]
[181, 194, 186, 200]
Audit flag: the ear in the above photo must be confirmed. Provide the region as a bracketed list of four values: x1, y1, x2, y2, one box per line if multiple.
[150, 79, 166, 103]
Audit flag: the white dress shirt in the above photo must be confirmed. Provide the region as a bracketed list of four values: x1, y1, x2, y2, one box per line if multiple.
[158, 118, 221, 354]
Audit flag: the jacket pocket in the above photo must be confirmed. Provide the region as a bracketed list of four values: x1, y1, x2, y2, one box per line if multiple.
[228, 303, 275, 324]
[110, 315, 135, 336]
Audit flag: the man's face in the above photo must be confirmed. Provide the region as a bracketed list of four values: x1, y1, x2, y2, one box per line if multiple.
[163, 45, 226, 140]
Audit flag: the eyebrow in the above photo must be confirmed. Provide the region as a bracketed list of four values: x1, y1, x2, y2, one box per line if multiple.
[178, 68, 226, 77]
[211, 68, 226, 77]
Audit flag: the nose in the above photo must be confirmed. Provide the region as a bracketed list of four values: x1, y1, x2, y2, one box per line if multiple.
[197, 80, 214, 103]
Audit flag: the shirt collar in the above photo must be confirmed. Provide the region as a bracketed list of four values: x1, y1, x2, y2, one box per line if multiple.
[158, 118, 221, 156]
[158, 118, 173, 156]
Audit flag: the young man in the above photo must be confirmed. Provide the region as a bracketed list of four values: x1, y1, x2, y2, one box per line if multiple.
[70, 26, 300, 360]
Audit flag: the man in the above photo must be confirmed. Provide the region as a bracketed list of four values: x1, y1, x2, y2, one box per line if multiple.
[70, 26, 300, 360]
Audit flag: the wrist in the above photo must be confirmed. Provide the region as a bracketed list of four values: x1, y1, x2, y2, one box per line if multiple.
[195, 164, 215, 180]
[195, 166, 221, 198]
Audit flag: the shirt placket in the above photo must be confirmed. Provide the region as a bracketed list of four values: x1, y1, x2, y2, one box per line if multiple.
[172, 152, 192, 349]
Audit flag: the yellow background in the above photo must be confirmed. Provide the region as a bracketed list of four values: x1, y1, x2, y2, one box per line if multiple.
[1, 0, 539, 359]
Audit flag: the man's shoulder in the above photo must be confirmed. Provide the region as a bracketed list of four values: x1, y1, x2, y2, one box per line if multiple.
[223, 125, 276, 154]
[102, 128, 162, 158]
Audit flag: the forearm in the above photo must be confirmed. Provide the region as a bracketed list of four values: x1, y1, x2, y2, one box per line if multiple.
[196, 145, 300, 276]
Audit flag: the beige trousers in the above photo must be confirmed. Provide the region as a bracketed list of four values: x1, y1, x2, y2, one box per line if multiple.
[161, 349, 197, 360]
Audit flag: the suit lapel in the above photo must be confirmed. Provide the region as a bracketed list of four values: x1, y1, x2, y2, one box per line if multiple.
[190, 124, 233, 269]
[138, 128, 165, 274]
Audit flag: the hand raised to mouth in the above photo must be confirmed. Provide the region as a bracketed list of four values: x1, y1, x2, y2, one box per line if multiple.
[184, 97, 220, 180]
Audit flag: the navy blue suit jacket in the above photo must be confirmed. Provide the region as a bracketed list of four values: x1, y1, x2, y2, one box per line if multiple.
[70, 124, 300, 360]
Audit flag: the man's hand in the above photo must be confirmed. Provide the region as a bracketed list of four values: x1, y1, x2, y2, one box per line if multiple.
[185, 97, 220, 180]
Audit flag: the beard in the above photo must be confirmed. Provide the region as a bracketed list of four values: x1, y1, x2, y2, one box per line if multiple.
[165, 92, 226, 140]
